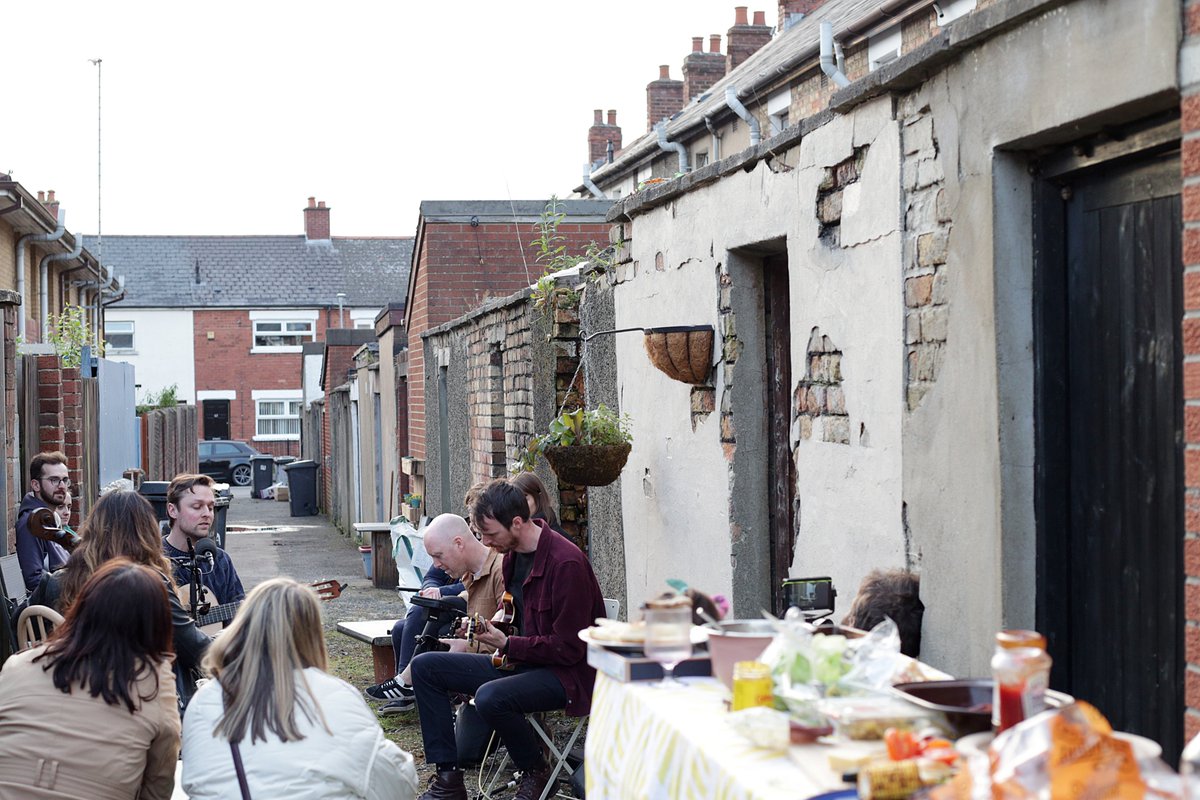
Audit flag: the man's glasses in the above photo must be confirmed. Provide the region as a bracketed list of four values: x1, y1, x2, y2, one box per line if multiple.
[40, 476, 71, 488]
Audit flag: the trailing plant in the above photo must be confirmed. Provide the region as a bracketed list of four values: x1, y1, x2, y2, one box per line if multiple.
[514, 405, 633, 473]
[529, 197, 624, 320]
[47, 305, 103, 369]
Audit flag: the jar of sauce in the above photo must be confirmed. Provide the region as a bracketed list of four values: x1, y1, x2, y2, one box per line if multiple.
[731, 661, 773, 711]
[991, 630, 1052, 734]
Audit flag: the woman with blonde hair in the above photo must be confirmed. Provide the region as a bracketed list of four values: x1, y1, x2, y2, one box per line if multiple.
[0, 559, 180, 799]
[182, 578, 418, 800]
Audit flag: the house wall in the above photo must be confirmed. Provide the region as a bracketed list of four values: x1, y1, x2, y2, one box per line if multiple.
[103, 309, 196, 405]
[377, 326, 401, 517]
[354, 359, 381, 522]
[603, 0, 1180, 677]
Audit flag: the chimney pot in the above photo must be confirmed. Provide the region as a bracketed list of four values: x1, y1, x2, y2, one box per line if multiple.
[710, 34, 722, 52]
[659, 64, 670, 80]
[735, 6, 749, 25]
[318, 201, 326, 209]
[692, 37, 703, 52]
[308, 197, 316, 208]
[46, 190, 55, 202]
[753, 10, 766, 25]
[594, 109, 603, 124]
[607, 110, 617, 125]
[37, 191, 45, 203]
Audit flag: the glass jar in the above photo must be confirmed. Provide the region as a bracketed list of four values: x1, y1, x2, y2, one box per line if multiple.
[731, 661, 774, 711]
[991, 630, 1052, 734]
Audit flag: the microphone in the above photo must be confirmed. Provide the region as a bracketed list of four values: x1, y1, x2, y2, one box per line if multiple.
[193, 537, 218, 567]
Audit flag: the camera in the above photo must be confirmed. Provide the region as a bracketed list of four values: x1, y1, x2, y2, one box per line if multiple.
[782, 576, 836, 615]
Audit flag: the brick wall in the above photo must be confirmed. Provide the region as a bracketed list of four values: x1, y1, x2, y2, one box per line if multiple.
[406, 220, 608, 462]
[683, 42, 726, 102]
[1184, 0, 1200, 741]
[3, 301, 18, 531]
[588, 110, 623, 166]
[646, 66, 685, 132]
[34, 354, 81, 521]
[193, 309, 327, 456]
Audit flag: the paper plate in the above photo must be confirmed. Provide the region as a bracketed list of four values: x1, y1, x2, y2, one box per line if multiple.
[578, 626, 709, 652]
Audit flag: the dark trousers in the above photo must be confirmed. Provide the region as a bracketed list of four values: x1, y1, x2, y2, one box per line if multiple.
[392, 604, 429, 674]
[411, 652, 567, 770]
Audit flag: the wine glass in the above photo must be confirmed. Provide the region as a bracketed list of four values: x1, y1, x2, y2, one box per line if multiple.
[643, 606, 693, 688]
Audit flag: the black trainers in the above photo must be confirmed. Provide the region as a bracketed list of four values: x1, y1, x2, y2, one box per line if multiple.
[365, 677, 413, 701]
[379, 696, 416, 715]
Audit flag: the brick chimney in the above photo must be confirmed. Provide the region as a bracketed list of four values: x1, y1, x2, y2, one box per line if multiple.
[683, 34, 727, 101]
[304, 197, 331, 241]
[587, 109, 623, 166]
[778, 0, 829, 31]
[727, 8, 774, 72]
[42, 190, 60, 223]
[646, 65, 685, 132]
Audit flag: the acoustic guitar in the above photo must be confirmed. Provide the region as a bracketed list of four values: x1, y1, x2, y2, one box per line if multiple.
[466, 591, 516, 670]
[177, 579, 344, 635]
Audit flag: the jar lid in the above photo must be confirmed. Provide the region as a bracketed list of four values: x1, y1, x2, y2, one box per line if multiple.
[995, 629, 1047, 650]
[733, 660, 770, 678]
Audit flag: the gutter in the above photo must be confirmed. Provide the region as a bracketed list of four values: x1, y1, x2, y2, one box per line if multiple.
[40, 232, 86, 339]
[582, 165, 607, 199]
[725, 86, 762, 147]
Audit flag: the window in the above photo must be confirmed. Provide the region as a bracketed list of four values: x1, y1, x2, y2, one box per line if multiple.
[105, 320, 134, 352]
[868, 25, 902, 71]
[767, 87, 791, 137]
[255, 398, 302, 440]
[354, 319, 373, 330]
[253, 320, 315, 350]
[695, 151, 709, 169]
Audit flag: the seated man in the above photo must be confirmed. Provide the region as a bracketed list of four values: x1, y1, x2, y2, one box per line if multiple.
[15, 451, 72, 591]
[162, 474, 245, 610]
[411, 479, 605, 800]
[842, 568, 924, 657]
[370, 515, 504, 715]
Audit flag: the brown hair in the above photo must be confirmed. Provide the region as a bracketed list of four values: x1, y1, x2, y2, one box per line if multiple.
[470, 478, 529, 531]
[59, 490, 175, 610]
[512, 472, 560, 529]
[36, 559, 173, 712]
[30, 451, 68, 481]
[167, 473, 216, 508]
[843, 569, 924, 658]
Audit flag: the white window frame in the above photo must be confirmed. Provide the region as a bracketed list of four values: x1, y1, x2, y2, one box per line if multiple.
[251, 320, 316, 352]
[105, 320, 135, 353]
[252, 389, 303, 441]
[868, 24, 902, 71]
[767, 87, 791, 137]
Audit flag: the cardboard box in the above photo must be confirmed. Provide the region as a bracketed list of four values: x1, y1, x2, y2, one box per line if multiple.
[587, 645, 712, 683]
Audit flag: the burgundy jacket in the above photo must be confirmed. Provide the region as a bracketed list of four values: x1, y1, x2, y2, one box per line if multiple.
[501, 519, 605, 717]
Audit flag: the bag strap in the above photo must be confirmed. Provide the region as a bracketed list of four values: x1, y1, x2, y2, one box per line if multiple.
[230, 741, 251, 800]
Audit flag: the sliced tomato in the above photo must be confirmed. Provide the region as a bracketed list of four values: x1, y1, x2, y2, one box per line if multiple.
[885, 727, 918, 760]
[922, 747, 959, 766]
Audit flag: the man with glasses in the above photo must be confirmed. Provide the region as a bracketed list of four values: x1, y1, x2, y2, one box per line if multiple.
[162, 473, 244, 613]
[15, 451, 73, 591]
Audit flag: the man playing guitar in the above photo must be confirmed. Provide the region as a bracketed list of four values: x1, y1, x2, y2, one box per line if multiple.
[411, 479, 606, 800]
[162, 474, 245, 618]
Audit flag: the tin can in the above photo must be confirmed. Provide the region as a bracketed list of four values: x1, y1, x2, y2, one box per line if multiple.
[730, 661, 773, 711]
[858, 760, 922, 800]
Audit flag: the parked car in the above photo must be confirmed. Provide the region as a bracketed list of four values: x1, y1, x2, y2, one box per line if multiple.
[198, 440, 260, 486]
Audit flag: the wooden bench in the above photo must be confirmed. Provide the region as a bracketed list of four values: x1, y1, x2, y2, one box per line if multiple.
[336, 619, 399, 684]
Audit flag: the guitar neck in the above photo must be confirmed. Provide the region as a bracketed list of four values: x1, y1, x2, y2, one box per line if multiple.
[196, 600, 241, 628]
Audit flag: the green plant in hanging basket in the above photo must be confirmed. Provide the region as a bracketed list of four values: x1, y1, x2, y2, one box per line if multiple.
[516, 405, 633, 486]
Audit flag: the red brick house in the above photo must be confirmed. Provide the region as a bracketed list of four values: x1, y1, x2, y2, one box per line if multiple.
[92, 199, 412, 460]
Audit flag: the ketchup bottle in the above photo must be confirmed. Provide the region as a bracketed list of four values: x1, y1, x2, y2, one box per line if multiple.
[991, 630, 1052, 734]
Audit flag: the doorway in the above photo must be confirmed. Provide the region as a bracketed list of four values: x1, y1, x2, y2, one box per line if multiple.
[763, 253, 795, 614]
[202, 399, 230, 440]
[1034, 140, 1183, 756]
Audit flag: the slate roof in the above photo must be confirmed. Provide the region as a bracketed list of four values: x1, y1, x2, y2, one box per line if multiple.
[83, 235, 413, 309]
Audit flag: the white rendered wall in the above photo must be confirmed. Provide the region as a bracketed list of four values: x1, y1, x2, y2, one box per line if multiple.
[104, 309, 196, 405]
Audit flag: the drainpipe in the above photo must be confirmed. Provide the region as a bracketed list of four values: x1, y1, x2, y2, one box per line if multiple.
[654, 121, 690, 174]
[96, 267, 122, 349]
[582, 165, 607, 199]
[40, 233, 85, 340]
[835, 40, 846, 75]
[704, 115, 722, 162]
[17, 209, 66, 340]
[820, 21, 851, 88]
[725, 86, 761, 147]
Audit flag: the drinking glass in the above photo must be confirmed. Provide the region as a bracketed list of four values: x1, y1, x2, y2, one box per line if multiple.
[643, 606, 693, 688]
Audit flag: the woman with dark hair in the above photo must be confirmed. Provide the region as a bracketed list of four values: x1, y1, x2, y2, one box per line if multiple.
[183, 578, 417, 799]
[30, 490, 211, 702]
[511, 471, 565, 533]
[0, 559, 180, 799]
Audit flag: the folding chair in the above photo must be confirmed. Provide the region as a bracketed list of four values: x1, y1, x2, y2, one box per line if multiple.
[16, 604, 64, 651]
[0, 554, 26, 605]
[479, 598, 620, 800]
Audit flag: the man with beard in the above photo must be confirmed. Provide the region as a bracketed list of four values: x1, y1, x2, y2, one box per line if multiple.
[15, 452, 72, 591]
[162, 473, 244, 609]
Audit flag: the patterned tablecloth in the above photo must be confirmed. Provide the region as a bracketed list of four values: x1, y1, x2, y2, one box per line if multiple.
[585, 673, 866, 800]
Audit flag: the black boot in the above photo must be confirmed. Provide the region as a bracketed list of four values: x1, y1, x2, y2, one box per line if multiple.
[513, 763, 556, 800]
[418, 769, 468, 800]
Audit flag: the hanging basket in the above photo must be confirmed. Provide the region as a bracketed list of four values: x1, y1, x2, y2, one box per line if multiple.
[543, 443, 631, 487]
[643, 325, 715, 385]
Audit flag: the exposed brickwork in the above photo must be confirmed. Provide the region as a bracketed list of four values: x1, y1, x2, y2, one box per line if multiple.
[793, 328, 849, 445]
[815, 145, 869, 249]
[683, 46, 726, 103]
[646, 65, 685, 132]
[1185, 0, 1200, 734]
[897, 103, 949, 411]
[587, 110, 623, 167]
[303, 198, 331, 241]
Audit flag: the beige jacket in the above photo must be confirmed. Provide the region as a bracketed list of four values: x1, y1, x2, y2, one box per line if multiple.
[461, 548, 505, 654]
[0, 647, 180, 800]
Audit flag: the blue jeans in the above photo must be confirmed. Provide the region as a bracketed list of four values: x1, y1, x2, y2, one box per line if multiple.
[411, 652, 567, 770]
[393, 604, 429, 674]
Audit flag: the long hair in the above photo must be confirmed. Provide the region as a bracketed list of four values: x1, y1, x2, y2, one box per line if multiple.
[35, 559, 173, 712]
[59, 490, 176, 610]
[512, 472, 560, 529]
[204, 578, 330, 745]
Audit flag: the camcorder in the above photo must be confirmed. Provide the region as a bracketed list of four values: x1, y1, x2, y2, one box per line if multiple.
[781, 576, 837, 619]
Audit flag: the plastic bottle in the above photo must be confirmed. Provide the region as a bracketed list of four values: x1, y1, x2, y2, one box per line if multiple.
[991, 629, 1052, 734]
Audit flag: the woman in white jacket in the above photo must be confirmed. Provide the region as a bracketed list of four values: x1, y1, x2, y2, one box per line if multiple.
[181, 578, 417, 800]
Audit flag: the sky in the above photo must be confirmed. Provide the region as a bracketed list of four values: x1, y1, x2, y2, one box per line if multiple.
[3, 1, 777, 239]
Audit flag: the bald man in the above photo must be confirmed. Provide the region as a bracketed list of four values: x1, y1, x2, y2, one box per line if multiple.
[375, 514, 505, 715]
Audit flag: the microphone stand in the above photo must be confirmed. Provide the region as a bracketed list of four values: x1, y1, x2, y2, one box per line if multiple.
[185, 538, 202, 623]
